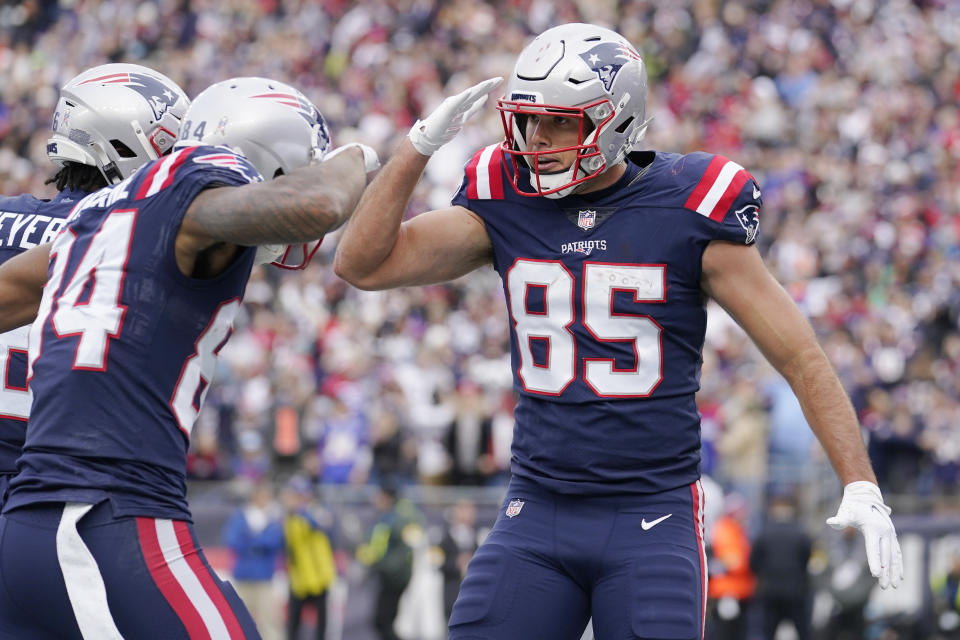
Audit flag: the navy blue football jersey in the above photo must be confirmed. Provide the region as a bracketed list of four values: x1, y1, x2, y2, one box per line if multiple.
[6, 145, 261, 520]
[0, 189, 79, 476]
[453, 146, 762, 495]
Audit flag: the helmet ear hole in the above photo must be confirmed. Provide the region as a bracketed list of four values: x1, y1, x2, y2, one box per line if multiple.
[615, 116, 634, 134]
[273, 168, 285, 178]
[111, 140, 137, 158]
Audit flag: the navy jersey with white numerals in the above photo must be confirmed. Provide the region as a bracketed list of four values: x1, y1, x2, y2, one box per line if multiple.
[453, 147, 762, 495]
[0, 190, 77, 476]
[6, 145, 261, 520]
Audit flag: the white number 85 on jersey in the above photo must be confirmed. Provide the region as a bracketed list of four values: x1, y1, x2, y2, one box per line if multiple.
[507, 260, 664, 397]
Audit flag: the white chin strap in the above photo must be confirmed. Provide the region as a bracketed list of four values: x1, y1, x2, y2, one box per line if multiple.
[540, 165, 587, 199]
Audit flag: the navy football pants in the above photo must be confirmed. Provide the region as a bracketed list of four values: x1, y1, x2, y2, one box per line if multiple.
[0, 501, 260, 639]
[449, 477, 707, 640]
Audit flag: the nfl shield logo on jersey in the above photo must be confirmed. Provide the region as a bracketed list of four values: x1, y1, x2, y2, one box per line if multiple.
[505, 499, 525, 518]
[577, 209, 596, 230]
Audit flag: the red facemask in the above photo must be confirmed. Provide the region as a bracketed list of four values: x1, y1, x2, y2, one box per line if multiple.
[497, 97, 613, 197]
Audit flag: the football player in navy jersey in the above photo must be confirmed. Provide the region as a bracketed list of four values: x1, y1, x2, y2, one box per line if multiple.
[335, 23, 903, 640]
[0, 77, 377, 639]
[0, 63, 189, 508]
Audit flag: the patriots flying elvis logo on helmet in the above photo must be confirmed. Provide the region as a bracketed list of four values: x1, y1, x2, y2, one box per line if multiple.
[578, 42, 642, 92]
[79, 72, 179, 122]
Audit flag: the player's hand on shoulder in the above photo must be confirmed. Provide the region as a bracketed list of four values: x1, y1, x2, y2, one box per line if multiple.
[826, 480, 904, 589]
[408, 77, 503, 157]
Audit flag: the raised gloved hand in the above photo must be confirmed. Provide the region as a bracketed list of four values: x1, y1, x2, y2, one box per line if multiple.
[408, 77, 503, 156]
[826, 481, 903, 589]
[324, 142, 381, 174]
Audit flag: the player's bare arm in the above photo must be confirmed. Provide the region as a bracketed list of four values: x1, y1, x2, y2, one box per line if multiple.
[334, 138, 493, 290]
[335, 77, 501, 290]
[175, 146, 368, 276]
[700, 240, 876, 486]
[0, 242, 51, 333]
[184, 147, 367, 246]
[702, 238, 903, 589]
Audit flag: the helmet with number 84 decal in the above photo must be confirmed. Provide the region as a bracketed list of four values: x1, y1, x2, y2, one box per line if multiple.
[176, 77, 333, 269]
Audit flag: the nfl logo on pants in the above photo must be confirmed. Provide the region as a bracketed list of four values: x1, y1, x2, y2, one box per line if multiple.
[505, 499, 525, 518]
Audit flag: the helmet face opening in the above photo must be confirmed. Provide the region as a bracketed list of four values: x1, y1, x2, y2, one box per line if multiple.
[497, 97, 614, 197]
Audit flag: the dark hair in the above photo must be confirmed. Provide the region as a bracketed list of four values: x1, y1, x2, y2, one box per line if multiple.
[45, 162, 107, 193]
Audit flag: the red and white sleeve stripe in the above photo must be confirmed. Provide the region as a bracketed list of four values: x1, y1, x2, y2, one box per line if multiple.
[683, 156, 751, 222]
[465, 144, 505, 200]
[136, 147, 195, 200]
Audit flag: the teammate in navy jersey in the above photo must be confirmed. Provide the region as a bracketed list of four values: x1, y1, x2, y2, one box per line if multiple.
[335, 23, 903, 640]
[0, 77, 377, 639]
[0, 62, 189, 508]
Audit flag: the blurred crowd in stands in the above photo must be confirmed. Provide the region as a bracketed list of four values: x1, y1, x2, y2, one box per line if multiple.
[3, 0, 960, 635]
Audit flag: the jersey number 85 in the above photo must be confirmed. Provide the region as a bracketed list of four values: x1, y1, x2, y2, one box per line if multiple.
[507, 259, 664, 398]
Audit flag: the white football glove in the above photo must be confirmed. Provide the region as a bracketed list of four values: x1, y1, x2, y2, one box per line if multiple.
[408, 77, 503, 156]
[826, 481, 903, 589]
[323, 142, 381, 174]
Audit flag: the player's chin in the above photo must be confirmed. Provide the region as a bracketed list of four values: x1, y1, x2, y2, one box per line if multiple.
[536, 163, 567, 175]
